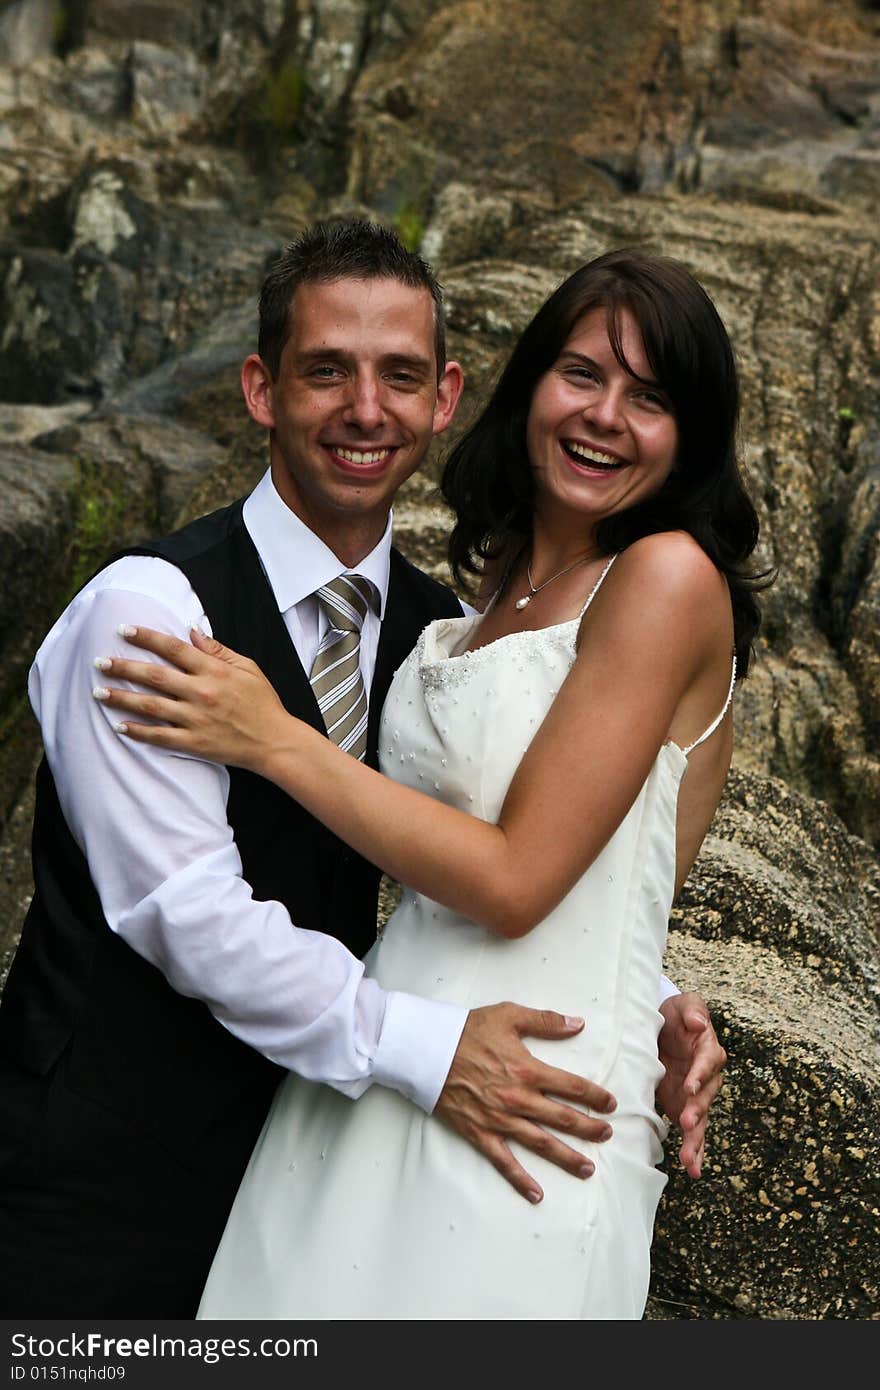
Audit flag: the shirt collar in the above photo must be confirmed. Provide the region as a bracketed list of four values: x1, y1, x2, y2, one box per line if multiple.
[242, 470, 392, 618]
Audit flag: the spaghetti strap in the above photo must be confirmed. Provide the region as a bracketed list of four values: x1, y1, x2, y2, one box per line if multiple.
[682, 653, 737, 756]
[579, 553, 618, 616]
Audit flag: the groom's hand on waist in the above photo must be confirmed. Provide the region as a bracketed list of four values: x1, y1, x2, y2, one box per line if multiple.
[655, 991, 727, 1180]
[434, 1002, 617, 1203]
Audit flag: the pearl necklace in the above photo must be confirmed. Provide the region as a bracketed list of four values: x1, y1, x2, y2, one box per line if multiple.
[514, 551, 600, 610]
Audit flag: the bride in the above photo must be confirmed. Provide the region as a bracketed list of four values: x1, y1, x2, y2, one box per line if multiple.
[98, 249, 763, 1319]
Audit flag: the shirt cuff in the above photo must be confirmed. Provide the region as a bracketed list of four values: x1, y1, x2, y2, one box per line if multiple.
[658, 974, 679, 1007]
[372, 991, 469, 1113]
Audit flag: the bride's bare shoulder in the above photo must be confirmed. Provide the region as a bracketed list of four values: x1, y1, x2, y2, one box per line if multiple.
[611, 532, 727, 610]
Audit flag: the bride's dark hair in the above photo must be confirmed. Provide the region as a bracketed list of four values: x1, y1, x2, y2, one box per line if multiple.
[440, 248, 769, 675]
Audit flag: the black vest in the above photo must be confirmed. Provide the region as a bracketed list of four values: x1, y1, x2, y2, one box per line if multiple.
[0, 499, 461, 1180]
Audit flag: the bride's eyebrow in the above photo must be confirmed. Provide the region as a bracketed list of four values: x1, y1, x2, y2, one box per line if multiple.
[558, 351, 599, 368]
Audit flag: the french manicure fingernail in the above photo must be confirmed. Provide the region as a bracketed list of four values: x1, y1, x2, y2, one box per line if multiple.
[93, 657, 112, 672]
[92, 686, 110, 701]
[117, 624, 137, 638]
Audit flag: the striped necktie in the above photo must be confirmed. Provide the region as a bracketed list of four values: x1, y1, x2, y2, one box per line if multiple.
[309, 574, 376, 761]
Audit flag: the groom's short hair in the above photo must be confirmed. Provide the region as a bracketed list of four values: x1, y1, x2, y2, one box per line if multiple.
[258, 219, 446, 379]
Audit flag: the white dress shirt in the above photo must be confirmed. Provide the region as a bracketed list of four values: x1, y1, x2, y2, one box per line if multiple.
[28, 470, 467, 1112]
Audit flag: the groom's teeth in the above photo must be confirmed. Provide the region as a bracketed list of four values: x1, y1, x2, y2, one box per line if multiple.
[566, 442, 623, 467]
[336, 447, 392, 464]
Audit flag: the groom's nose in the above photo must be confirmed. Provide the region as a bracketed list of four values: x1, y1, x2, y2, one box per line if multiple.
[341, 369, 387, 433]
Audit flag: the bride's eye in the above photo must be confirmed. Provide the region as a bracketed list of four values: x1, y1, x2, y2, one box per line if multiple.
[634, 388, 670, 411]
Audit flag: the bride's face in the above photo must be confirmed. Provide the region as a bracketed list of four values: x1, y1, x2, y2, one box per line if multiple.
[525, 306, 679, 527]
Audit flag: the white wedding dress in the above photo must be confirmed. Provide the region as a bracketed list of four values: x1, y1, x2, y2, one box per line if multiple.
[198, 561, 730, 1320]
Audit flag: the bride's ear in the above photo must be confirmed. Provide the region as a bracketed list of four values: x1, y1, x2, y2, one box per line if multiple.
[241, 355, 276, 429]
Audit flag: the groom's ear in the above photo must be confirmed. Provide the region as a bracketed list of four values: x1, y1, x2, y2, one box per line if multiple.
[241, 354, 276, 430]
[432, 360, 465, 438]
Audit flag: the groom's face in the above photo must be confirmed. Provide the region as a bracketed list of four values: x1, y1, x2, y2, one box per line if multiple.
[243, 275, 463, 562]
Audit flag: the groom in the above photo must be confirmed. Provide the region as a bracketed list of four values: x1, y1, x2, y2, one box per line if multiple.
[0, 219, 724, 1317]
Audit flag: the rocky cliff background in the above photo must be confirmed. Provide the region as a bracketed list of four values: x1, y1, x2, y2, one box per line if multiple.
[1, 0, 878, 1319]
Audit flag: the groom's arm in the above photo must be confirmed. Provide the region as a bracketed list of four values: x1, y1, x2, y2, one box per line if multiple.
[33, 558, 463, 1110]
[37, 557, 613, 1199]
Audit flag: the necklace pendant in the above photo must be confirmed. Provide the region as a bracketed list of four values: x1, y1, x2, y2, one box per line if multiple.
[515, 595, 531, 610]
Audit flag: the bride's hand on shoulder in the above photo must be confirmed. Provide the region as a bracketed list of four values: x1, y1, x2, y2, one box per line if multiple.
[91, 626, 290, 773]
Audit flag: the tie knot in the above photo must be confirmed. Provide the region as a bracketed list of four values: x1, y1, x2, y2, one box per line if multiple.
[316, 574, 375, 634]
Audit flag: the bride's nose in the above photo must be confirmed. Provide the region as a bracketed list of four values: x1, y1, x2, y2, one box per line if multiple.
[582, 383, 625, 433]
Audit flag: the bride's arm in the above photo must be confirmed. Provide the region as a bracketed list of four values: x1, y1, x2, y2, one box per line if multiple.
[97, 535, 731, 938]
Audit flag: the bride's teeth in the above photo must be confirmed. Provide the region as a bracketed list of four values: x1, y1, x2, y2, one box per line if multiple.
[336, 447, 391, 464]
[566, 442, 622, 467]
